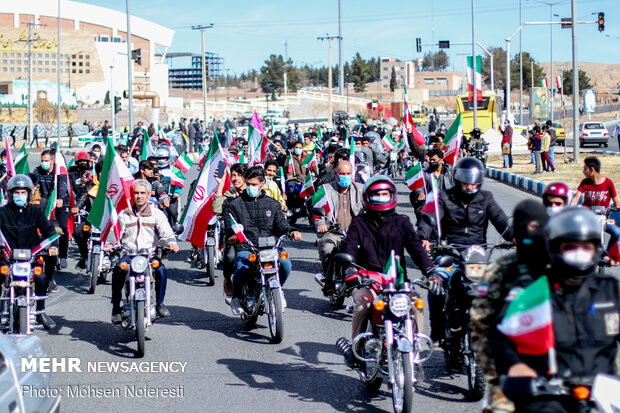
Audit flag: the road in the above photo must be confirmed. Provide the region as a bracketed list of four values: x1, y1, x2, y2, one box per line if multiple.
[34, 159, 538, 413]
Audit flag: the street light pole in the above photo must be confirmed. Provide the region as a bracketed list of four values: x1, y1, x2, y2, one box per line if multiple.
[57, 0, 61, 144]
[318, 34, 340, 126]
[471, 0, 477, 128]
[125, 0, 134, 133]
[192, 24, 214, 126]
[519, 0, 523, 125]
[570, 0, 579, 162]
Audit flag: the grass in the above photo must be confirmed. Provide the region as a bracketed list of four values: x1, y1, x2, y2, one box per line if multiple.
[488, 153, 620, 190]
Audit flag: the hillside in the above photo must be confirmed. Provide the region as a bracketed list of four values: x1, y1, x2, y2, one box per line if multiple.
[539, 61, 620, 92]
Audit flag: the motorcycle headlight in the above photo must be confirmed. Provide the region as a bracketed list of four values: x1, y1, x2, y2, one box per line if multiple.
[130, 256, 149, 273]
[465, 263, 486, 282]
[389, 294, 411, 318]
[259, 250, 278, 262]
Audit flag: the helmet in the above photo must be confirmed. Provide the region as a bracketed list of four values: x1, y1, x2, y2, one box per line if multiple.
[542, 182, 570, 207]
[363, 175, 397, 213]
[7, 174, 33, 201]
[470, 128, 481, 139]
[545, 207, 602, 279]
[453, 157, 484, 202]
[75, 151, 90, 161]
[155, 147, 170, 168]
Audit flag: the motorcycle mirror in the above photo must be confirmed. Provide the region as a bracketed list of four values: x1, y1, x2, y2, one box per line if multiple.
[421, 213, 437, 228]
[436, 255, 457, 268]
[334, 252, 354, 265]
[173, 224, 184, 235]
[312, 207, 326, 217]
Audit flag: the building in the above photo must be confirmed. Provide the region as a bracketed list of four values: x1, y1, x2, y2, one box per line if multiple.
[0, 0, 174, 105]
[379, 57, 415, 91]
[415, 71, 464, 97]
[168, 53, 224, 90]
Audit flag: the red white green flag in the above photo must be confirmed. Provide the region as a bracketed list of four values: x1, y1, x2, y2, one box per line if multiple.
[141, 128, 154, 161]
[105, 196, 122, 242]
[405, 163, 425, 191]
[44, 186, 57, 220]
[248, 111, 268, 165]
[383, 250, 405, 286]
[32, 233, 61, 256]
[175, 152, 194, 173]
[299, 173, 315, 198]
[497, 275, 555, 356]
[382, 134, 397, 151]
[284, 152, 294, 175]
[229, 214, 247, 243]
[301, 151, 317, 171]
[311, 185, 331, 215]
[0, 229, 11, 257]
[467, 55, 483, 101]
[170, 167, 186, 188]
[348, 134, 356, 180]
[14, 144, 29, 175]
[443, 113, 463, 166]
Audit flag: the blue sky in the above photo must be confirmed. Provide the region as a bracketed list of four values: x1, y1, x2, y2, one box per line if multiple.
[80, 0, 619, 75]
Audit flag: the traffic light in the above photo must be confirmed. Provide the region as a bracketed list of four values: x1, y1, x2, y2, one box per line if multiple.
[598, 12, 605, 32]
[131, 48, 142, 65]
[114, 96, 121, 114]
[416, 38, 421, 53]
[438, 40, 450, 49]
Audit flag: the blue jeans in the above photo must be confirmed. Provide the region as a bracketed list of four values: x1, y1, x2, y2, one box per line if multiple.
[548, 145, 556, 170]
[530, 151, 535, 163]
[503, 154, 509, 167]
[606, 223, 620, 250]
[111, 256, 168, 308]
[232, 250, 292, 298]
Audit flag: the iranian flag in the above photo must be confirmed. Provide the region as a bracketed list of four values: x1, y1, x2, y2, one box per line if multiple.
[178, 134, 230, 248]
[32, 233, 61, 256]
[175, 152, 194, 173]
[401, 86, 425, 146]
[383, 250, 404, 286]
[284, 152, 294, 175]
[555, 75, 562, 88]
[301, 151, 317, 171]
[299, 173, 315, 198]
[14, 144, 29, 175]
[443, 113, 463, 166]
[87, 138, 135, 241]
[44, 185, 57, 220]
[348, 133, 356, 180]
[237, 147, 245, 164]
[248, 111, 268, 165]
[497, 276, 555, 356]
[277, 167, 286, 195]
[541, 78, 549, 89]
[170, 167, 185, 188]
[229, 214, 247, 243]
[225, 124, 235, 147]
[141, 128, 154, 161]
[311, 185, 331, 215]
[419, 177, 442, 239]
[405, 163, 425, 191]
[467, 55, 483, 101]
[105, 196, 122, 242]
[382, 134, 397, 151]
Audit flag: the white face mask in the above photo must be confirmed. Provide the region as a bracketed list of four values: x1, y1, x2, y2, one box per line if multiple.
[562, 249, 593, 267]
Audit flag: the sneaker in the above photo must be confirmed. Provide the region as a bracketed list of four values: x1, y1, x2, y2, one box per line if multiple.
[336, 337, 359, 369]
[111, 313, 122, 324]
[59, 258, 68, 269]
[47, 280, 58, 294]
[231, 298, 245, 316]
[76, 258, 86, 270]
[37, 313, 56, 330]
[223, 279, 233, 298]
[156, 303, 171, 317]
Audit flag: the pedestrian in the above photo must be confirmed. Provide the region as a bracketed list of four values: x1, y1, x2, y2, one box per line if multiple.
[546, 120, 557, 169]
[67, 123, 74, 148]
[502, 136, 511, 168]
[532, 126, 542, 174]
[9, 126, 16, 147]
[613, 119, 620, 149]
[541, 125, 555, 173]
[30, 124, 39, 148]
[501, 119, 513, 168]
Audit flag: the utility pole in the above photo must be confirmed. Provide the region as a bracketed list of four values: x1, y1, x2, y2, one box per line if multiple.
[110, 63, 115, 134]
[570, 0, 579, 162]
[519, 0, 523, 125]
[283, 39, 288, 95]
[318, 34, 340, 127]
[192, 24, 214, 126]
[57, 0, 61, 144]
[126, 0, 134, 132]
[471, 0, 477, 128]
[338, 0, 344, 96]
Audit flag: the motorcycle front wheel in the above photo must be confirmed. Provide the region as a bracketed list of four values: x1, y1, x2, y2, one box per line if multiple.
[467, 358, 485, 401]
[205, 246, 216, 286]
[88, 253, 100, 294]
[17, 305, 28, 334]
[267, 288, 284, 344]
[391, 350, 415, 413]
[136, 301, 145, 358]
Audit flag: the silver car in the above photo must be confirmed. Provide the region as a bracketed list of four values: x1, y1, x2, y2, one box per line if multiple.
[0, 334, 60, 412]
[579, 122, 609, 147]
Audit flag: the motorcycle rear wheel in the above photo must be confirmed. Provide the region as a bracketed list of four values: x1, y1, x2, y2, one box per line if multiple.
[88, 253, 100, 294]
[205, 246, 216, 286]
[136, 301, 146, 358]
[391, 351, 415, 413]
[267, 288, 284, 344]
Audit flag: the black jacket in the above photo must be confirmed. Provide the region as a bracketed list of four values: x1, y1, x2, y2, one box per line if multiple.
[0, 203, 57, 251]
[343, 211, 434, 278]
[490, 273, 619, 378]
[417, 188, 512, 246]
[32, 166, 69, 203]
[223, 191, 294, 253]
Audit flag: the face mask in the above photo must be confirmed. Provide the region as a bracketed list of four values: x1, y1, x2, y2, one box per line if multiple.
[41, 161, 51, 171]
[427, 161, 440, 172]
[12, 194, 27, 207]
[93, 152, 101, 158]
[294, 148, 303, 156]
[338, 175, 352, 188]
[265, 177, 272, 185]
[370, 195, 391, 204]
[562, 249, 593, 267]
[0, 160, 6, 166]
[246, 185, 260, 198]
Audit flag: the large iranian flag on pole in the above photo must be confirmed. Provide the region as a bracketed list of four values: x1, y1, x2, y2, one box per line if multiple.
[498, 276, 556, 360]
[467, 55, 483, 101]
[248, 111, 268, 165]
[443, 113, 463, 166]
[179, 134, 229, 248]
[405, 163, 425, 191]
[88, 139, 135, 241]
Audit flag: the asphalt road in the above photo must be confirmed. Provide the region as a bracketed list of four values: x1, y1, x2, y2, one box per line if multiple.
[33, 159, 539, 413]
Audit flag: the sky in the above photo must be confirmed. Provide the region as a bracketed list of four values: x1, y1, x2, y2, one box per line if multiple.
[78, 0, 619, 76]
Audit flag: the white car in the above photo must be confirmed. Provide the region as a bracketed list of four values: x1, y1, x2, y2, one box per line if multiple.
[579, 122, 609, 148]
[265, 110, 289, 125]
[76, 128, 123, 144]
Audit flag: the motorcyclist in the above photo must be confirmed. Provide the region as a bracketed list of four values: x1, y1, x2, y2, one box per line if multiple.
[135, 160, 169, 210]
[0, 175, 59, 329]
[338, 175, 436, 367]
[542, 181, 570, 211]
[314, 160, 364, 293]
[489, 207, 619, 413]
[263, 160, 287, 211]
[70, 153, 96, 270]
[223, 166, 302, 316]
[471, 199, 550, 413]
[154, 147, 182, 226]
[410, 148, 454, 215]
[110, 179, 179, 324]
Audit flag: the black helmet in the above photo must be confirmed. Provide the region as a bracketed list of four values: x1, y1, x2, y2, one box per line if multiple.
[453, 157, 484, 202]
[7, 174, 33, 202]
[545, 206, 602, 279]
[470, 128, 481, 139]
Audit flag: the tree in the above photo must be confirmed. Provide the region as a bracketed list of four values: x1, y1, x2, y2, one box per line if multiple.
[389, 67, 397, 92]
[480, 46, 507, 91]
[104, 91, 110, 105]
[561, 69, 592, 95]
[259, 54, 286, 95]
[510, 52, 545, 91]
[351, 53, 370, 93]
[421, 51, 449, 71]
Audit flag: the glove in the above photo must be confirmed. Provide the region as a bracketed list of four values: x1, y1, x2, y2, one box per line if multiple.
[428, 275, 445, 296]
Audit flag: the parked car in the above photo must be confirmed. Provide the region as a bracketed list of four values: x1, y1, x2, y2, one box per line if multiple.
[243, 111, 253, 121]
[0, 334, 60, 412]
[332, 110, 349, 124]
[265, 110, 289, 125]
[410, 111, 427, 126]
[552, 122, 566, 146]
[579, 122, 609, 147]
[76, 128, 122, 144]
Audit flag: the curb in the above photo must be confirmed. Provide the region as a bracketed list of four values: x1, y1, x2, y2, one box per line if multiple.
[485, 167, 548, 196]
[589, 149, 620, 156]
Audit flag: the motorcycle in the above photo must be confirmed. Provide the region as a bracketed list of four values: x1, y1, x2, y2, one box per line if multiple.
[335, 252, 434, 413]
[189, 216, 223, 286]
[228, 234, 289, 344]
[389, 150, 400, 179]
[354, 150, 372, 184]
[466, 139, 489, 167]
[312, 208, 348, 308]
[285, 176, 309, 225]
[501, 373, 620, 413]
[86, 225, 120, 294]
[431, 242, 513, 400]
[0, 247, 50, 335]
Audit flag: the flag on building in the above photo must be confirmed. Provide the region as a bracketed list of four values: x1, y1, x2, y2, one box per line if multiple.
[467, 55, 483, 101]
[301, 151, 317, 171]
[14, 144, 29, 175]
[32, 233, 61, 256]
[405, 163, 425, 191]
[299, 173, 315, 198]
[311, 185, 331, 215]
[178, 134, 230, 248]
[443, 113, 463, 166]
[175, 152, 194, 173]
[229, 214, 247, 243]
[497, 276, 555, 356]
[248, 111, 268, 165]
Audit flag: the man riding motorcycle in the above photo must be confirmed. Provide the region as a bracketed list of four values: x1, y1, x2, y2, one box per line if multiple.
[223, 166, 302, 316]
[338, 175, 436, 367]
[489, 207, 619, 413]
[0, 175, 59, 329]
[135, 160, 169, 210]
[542, 181, 570, 211]
[70, 152, 96, 270]
[409, 148, 454, 216]
[314, 160, 364, 293]
[110, 180, 179, 324]
[154, 147, 182, 225]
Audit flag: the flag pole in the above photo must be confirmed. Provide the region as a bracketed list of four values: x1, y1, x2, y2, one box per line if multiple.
[431, 177, 442, 241]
